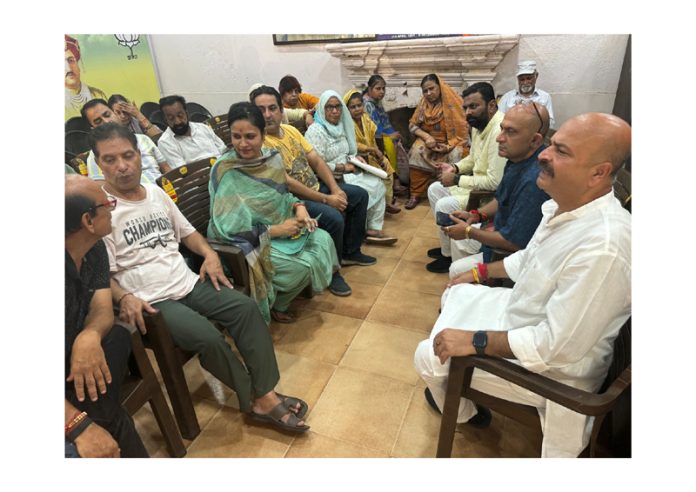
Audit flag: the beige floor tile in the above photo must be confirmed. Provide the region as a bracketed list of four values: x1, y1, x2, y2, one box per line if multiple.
[391, 390, 507, 458]
[285, 431, 388, 458]
[272, 351, 336, 415]
[500, 416, 542, 457]
[402, 236, 442, 264]
[342, 256, 399, 286]
[402, 200, 432, 220]
[382, 222, 420, 242]
[185, 405, 294, 457]
[293, 281, 384, 319]
[367, 287, 440, 334]
[308, 367, 413, 453]
[272, 309, 362, 364]
[339, 321, 424, 385]
[386, 259, 449, 296]
[132, 396, 223, 457]
[183, 357, 237, 405]
[415, 218, 441, 239]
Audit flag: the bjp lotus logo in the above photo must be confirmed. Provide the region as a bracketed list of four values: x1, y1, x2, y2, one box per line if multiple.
[114, 34, 140, 60]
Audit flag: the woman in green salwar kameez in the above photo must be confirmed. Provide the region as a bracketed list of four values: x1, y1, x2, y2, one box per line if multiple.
[207, 102, 339, 324]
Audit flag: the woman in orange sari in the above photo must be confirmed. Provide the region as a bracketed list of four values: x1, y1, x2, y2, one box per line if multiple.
[405, 74, 469, 209]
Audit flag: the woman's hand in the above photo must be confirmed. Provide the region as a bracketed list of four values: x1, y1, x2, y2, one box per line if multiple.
[343, 163, 356, 173]
[424, 134, 437, 149]
[271, 218, 303, 238]
[294, 205, 317, 232]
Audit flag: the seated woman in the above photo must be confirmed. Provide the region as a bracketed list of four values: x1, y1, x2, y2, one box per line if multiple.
[107, 93, 163, 141]
[344, 89, 401, 214]
[362, 75, 409, 193]
[405, 74, 469, 210]
[208, 102, 339, 324]
[305, 90, 397, 246]
[278, 75, 317, 130]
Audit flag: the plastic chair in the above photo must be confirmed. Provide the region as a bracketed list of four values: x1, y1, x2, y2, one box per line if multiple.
[436, 318, 631, 458]
[189, 112, 210, 123]
[148, 110, 168, 132]
[139, 102, 160, 120]
[206, 114, 231, 148]
[65, 116, 91, 133]
[186, 102, 212, 120]
[65, 130, 91, 163]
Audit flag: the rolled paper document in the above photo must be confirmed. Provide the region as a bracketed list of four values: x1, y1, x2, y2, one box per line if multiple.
[347, 156, 388, 179]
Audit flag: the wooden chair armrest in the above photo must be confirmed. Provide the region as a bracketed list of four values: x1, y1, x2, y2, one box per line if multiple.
[466, 190, 496, 210]
[207, 239, 250, 296]
[452, 355, 631, 416]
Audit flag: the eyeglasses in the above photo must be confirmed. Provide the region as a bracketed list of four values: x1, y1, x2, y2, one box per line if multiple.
[89, 197, 117, 212]
[518, 100, 544, 134]
[325, 104, 343, 113]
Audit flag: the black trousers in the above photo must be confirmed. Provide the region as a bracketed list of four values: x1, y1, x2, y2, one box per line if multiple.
[65, 324, 148, 458]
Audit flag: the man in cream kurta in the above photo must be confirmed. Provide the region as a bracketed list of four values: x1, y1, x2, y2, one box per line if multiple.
[426, 82, 506, 273]
[414, 112, 632, 457]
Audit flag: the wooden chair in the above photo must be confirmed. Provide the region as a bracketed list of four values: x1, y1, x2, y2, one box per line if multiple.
[118, 322, 187, 457]
[67, 151, 90, 176]
[206, 114, 231, 148]
[436, 317, 631, 458]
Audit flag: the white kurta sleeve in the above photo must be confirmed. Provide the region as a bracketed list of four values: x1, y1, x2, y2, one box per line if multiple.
[507, 251, 631, 374]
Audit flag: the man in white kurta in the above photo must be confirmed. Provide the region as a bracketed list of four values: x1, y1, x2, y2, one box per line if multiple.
[499, 60, 556, 129]
[414, 112, 631, 457]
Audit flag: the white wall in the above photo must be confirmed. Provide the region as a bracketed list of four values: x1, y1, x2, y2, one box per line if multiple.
[149, 34, 628, 129]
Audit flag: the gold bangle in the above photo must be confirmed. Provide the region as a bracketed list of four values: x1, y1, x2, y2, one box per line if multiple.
[471, 267, 480, 284]
[465, 225, 472, 240]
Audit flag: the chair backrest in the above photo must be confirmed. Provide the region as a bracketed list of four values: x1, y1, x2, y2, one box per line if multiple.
[148, 110, 169, 131]
[186, 102, 212, 119]
[65, 130, 91, 163]
[206, 114, 231, 148]
[156, 158, 217, 234]
[613, 168, 631, 213]
[65, 116, 91, 133]
[139, 101, 160, 120]
[67, 151, 90, 176]
[189, 112, 210, 123]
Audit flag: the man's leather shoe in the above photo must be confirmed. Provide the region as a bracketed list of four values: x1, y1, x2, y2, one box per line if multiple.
[426, 256, 452, 273]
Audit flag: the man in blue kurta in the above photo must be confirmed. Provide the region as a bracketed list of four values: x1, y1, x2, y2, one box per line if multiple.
[432, 103, 551, 277]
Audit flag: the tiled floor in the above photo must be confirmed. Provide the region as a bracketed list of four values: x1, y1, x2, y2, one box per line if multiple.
[132, 198, 542, 458]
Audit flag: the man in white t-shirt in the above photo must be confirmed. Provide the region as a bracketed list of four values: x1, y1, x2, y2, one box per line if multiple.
[157, 95, 228, 168]
[81, 99, 171, 183]
[414, 113, 631, 457]
[89, 122, 311, 434]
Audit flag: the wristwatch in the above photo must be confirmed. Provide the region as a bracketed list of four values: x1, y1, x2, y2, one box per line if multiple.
[473, 331, 488, 356]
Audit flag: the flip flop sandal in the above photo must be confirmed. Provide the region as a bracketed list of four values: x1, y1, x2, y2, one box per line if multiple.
[247, 402, 310, 434]
[276, 393, 308, 419]
[271, 310, 295, 323]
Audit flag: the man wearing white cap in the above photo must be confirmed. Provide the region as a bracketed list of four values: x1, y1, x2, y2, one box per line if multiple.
[499, 60, 555, 128]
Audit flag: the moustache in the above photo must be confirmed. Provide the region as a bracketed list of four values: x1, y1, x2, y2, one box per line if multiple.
[538, 159, 554, 177]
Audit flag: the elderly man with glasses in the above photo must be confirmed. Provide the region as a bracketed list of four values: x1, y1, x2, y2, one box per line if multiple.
[439, 102, 551, 278]
[425, 82, 507, 273]
[65, 175, 149, 457]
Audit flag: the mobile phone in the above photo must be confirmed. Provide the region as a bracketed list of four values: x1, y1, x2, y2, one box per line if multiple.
[436, 211, 456, 227]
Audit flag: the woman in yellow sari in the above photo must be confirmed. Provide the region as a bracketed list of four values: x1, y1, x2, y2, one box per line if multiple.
[343, 89, 401, 215]
[405, 74, 469, 209]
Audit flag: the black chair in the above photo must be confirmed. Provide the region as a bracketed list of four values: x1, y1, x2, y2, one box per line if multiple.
[186, 102, 212, 120]
[148, 110, 168, 132]
[65, 130, 91, 163]
[65, 116, 91, 133]
[189, 112, 210, 123]
[140, 102, 160, 120]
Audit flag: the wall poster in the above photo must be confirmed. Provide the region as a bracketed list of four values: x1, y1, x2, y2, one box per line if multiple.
[64, 34, 161, 120]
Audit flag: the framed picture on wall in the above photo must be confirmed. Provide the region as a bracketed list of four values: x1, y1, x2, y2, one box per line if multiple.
[273, 34, 376, 45]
